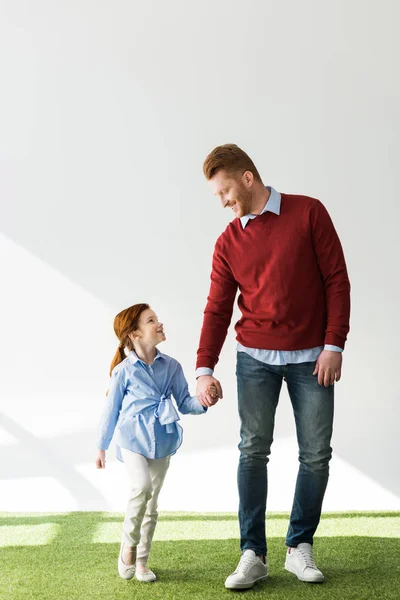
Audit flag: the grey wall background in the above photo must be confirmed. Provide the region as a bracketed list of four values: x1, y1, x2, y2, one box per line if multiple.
[1, 0, 399, 511]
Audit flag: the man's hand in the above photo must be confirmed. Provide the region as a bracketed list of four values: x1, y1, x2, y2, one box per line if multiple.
[313, 350, 342, 387]
[196, 375, 223, 407]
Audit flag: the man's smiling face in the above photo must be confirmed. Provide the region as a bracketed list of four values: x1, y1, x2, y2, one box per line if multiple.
[210, 169, 253, 219]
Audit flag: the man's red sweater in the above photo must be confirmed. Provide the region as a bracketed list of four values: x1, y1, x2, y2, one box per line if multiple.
[196, 193, 351, 370]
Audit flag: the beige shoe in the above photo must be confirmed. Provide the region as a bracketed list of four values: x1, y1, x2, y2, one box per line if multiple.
[118, 543, 136, 580]
[135, 565, 156, 582]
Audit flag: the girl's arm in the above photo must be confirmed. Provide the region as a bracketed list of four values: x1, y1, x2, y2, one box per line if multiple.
[97, 368, 126, 453]
[171, 362, 208, 415]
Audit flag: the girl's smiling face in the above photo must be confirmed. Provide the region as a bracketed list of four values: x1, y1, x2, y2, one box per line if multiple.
[129, 308, 166, 347]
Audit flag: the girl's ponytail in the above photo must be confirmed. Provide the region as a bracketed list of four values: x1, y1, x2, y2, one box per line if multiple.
[109, 343, 127, 377]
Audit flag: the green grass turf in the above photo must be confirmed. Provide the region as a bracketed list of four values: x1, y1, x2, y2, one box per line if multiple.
[1, 512, 399, 600]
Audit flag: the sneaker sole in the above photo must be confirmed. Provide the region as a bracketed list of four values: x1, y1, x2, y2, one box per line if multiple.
[225, 574, 268, 590]
[285, 563, 324, 583]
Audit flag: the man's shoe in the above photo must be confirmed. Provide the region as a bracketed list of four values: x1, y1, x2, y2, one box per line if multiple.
[225, 549, 268, 590]
[118, 543, 136, 580]
[135, 565, 157, 582]
[285, 543, 324, 582]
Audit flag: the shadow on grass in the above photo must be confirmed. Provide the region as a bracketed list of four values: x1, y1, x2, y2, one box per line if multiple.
[1, 513, 400, 600]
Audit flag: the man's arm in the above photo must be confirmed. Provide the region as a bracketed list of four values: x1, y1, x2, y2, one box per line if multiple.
[196, 237, 237, 404]
[310, 200, 351, 385]
[310, 199, 350, 348]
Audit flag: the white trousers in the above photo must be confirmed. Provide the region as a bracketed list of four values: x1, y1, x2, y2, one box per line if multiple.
[120, 448, 170, 564]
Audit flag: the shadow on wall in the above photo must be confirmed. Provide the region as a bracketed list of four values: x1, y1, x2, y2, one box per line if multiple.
[0, 412, 106, 510]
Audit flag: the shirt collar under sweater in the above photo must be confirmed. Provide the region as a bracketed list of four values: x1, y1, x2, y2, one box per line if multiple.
[240, 186, 281, 229]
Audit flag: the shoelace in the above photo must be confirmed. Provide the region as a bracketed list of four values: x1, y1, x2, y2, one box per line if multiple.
[234, 554, 257, 574]
[297, 547, 317, 569]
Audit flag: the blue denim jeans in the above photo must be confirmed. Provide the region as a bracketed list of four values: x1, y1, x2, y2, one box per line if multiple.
[236, 351, 334, 556]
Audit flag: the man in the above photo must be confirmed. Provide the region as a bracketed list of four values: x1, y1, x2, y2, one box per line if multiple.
[195, 144, 350, 590]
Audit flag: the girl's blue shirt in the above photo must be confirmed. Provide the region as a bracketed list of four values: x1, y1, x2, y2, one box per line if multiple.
[97, 349, 206, 460]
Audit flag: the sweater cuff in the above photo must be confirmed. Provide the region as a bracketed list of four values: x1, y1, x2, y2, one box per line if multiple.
[324, 344, 343, 352]
[324, 333, 346, 349]
[196, 367, 214, 378]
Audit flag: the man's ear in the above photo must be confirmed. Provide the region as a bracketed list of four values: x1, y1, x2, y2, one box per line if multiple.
[243, 170, 254, 188]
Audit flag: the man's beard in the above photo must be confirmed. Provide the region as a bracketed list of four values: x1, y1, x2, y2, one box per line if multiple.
[235, 187, 253, 216]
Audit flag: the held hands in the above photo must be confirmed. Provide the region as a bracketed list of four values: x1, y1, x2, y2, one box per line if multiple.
[197, 375, 223, 408]
[313, 350, 342, 387]
[96, 450, 106, 469]
[207, 383, 219, 400]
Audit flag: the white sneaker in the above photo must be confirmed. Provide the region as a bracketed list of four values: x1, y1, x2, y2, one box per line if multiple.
[285, 543, 324, 582]
[135, 565, 156, 583]
[225, 549, 268, 590]
[117, 543, 136, 580]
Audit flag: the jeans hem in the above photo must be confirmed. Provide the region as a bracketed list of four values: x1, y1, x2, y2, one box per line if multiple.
[241, 544, 267, 557]
[285, 539, 314, 548]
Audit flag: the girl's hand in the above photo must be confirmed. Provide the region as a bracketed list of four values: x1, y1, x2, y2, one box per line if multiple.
[206, 383, 219, 401]
[96, 450, 106, 469]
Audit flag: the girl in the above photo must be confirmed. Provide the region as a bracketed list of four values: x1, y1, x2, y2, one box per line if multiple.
[95, 303, 218, 583]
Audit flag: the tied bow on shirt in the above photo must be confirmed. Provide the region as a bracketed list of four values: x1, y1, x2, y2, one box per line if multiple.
[154, 394, 180, 433]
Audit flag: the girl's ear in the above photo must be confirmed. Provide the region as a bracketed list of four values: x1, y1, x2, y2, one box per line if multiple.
[128, 331, 139, 343]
